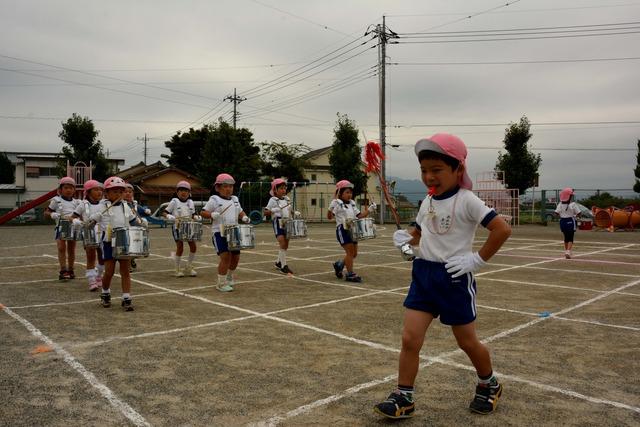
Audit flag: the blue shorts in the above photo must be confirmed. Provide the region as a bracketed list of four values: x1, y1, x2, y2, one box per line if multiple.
[171, 225, 180, 241]
[403, 258, 477, 326]
[272, 219, 286, 238]
[336, 224, 357, 246]
[212, 232, 241, 255]
[101, 241, 115, 261]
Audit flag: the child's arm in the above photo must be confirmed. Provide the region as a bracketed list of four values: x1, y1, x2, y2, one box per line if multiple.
[477, 216, 511, 262]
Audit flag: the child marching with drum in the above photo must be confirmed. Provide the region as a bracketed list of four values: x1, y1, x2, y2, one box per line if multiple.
[555, 187, 581, 259]
[123, 183, 150, 271]
[327, 180, 373, 283]
[200, 173, 251, 292]
[44, 176, 81, 281]
[71, 179, 105, 291]
[264, 178, 301, 275]
[163, 181, 200, 277]
[90, 176, 141, 311]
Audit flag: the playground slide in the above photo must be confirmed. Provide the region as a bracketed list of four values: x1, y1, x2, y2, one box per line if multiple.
[0, 189, 58, 226]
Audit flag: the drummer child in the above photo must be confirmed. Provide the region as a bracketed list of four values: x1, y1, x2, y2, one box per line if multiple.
[327, 180, 372, 283]
[200, 173, 251, 292]
[44, 177, 81, 281]
[71, 180, 105, 291]
[123, 183, 150, 271]
[264, 178, 301, 275]
[163, 181, 200, 277]
[90, 176, 140, 311]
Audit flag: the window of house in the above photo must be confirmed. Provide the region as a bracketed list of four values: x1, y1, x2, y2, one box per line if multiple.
[311, 174, 317, 181]
[26, 166, 40, 178]
[311, 198, 317, 206]
[39, 167, 57, 177]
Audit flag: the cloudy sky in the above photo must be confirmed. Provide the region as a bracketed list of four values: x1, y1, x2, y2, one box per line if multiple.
[1, 0, 639, 192]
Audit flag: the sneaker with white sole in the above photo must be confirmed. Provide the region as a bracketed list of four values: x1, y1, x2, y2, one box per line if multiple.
[216, 283, 233, 292]
[185, 263, 197, 277]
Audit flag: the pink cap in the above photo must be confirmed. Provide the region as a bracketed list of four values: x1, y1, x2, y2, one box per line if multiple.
[335, 179, 354, 197]
[214, 173, 235, 185]
[125, 183, 134, 190]
[270, 178, 287, 196]
[415, 133, 473, 190]
[176, 180, 191, 191]
[59, 176, 76, 187]
[560, 187, 574, 202]
[103, 176, 126, 190]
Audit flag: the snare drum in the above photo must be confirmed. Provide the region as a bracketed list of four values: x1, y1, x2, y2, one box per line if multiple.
[349, 218, 376, 241]
[82, 223, 101, 248]
[112, 226, 150, 259]
[224, 224, 255, 250]
[178, 221, 203, 241]
[285, 219, 307, 239]
[59, 218, 83, 241]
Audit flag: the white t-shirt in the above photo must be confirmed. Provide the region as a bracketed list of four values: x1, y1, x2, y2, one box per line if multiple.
[203, 195, 243, 231]
[328, 198, 361, 227]
[74, 199, 103, 221]
[266, 196, 292, 219]
[94, 200, 137, 241]
[165, 198, 195, 219]
[48, 195, 81, 217]
[555, 202, 580, 219]
[416, 188, 496, 263]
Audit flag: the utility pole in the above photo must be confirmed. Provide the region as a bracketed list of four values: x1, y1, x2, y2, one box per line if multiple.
[224, 88, 246, 129]
[373, 16, 398, 224]
[137, 133, 148, 165]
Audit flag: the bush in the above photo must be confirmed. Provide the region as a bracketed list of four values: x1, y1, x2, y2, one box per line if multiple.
[580, 192, 640, 209]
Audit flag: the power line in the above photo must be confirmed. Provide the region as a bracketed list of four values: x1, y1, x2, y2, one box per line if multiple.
[248, 0, 352, 36]
[6, 62, 307, 73]
[390, 56, 640, 66]
[391, 121, 640, 128]
[414, 0, 524, 33]
[0, 115, 198, 124]
[398, 21, 640, 35]
[396, 30, 640, 44]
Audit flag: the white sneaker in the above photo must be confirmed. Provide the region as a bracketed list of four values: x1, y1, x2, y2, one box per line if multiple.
[226, 275, 234, 289]
[175, 268, 184, 277]
[185, 263, 197, 277]
[216, 283, 233, 292]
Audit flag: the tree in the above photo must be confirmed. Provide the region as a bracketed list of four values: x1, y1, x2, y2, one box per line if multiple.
[57, 113, 111, 180]
[495, 115, 542, 194]
[0, 152, 15, 184]
[164, 126, 210, 177]
[259, 141, 312, 182]
[328, 113, 367, 194]
[198, 120, 262, 188]
[633, 139, 640, 194]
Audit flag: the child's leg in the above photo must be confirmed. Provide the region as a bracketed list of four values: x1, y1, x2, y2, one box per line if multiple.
[375, 309, 433, 419]
[85, 248, 99, 290]
[276, 235, 293, 273]
[343, 243, 356, 273]
[175, 240, 184, 257]
[56, 240, 67, 271]
[102, 260, 116, 291]
[174, 241, 184, 276]
[452, 322, 502, 414]
[185, 241, 197, 276]
[67, 241, 76, 277]
[398, 309, 434, 386]
[118, 259, 134, 311]
[86, 248, 97, 270]
[216, 251, 233, 291]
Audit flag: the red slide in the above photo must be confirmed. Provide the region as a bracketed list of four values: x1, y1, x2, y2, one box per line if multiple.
[0, 188, 58, 226]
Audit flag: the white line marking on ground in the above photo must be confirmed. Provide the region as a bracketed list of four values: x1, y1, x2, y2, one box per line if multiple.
[1, 305, 151, 427]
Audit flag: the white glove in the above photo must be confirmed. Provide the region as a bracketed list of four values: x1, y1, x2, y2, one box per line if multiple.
[393, 229, 413, 248]
[445, 252, 486, 278]
[368, 202, 377, 211]
[165, 214, 175, 221]
[144, 208, 151, 215]
[193, 215, 202, 222]
[138, 217, 148, 227]
[72, 218, 82, 227]
[241, 215, 251, 224]
[270, 207, 281, 215]
[89, 212, 101, 223]
[294, 210, 301, 218]
[211, 212, 221, 220]
[50, 212, 61, 221]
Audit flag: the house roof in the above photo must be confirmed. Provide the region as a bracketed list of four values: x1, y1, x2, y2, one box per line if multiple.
[3, 151, 124, 164]
[300, 146, 331, 160]
[117, 161, 203, 187]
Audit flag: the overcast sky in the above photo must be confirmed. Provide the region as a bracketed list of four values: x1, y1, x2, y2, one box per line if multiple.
[1, 0, 639, 192]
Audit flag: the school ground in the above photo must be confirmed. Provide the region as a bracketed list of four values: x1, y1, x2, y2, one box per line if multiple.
[1, 223, 639, 426]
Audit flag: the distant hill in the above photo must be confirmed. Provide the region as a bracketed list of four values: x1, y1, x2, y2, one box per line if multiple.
[389, 177, 426, 204]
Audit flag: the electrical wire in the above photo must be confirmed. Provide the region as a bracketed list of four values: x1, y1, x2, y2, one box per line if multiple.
[390, 56, 640, 66]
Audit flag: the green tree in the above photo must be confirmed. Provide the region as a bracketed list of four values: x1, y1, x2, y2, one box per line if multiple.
[259, 141, 312, 182]
[57, 113, 111, 180]
[164, 126, 210, 177]
[580, 192, 626, 209]
[0, 152, 15, 184]
[495, 115, 542, 194]
[199, 120, 262, 188]
[328, 113, 367, 194]
[633, 139, 640, 194]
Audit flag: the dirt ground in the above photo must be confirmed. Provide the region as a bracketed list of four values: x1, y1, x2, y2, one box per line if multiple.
[1, 223, 639, 426]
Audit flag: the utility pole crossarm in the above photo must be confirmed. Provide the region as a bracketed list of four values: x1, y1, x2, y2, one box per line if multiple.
[224, 88, 247, 129]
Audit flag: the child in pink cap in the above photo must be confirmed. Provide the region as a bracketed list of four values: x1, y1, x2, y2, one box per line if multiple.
[555, 187, 581, 259]
[375, 133, 511, 419]
[264, 178, 300, 274]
